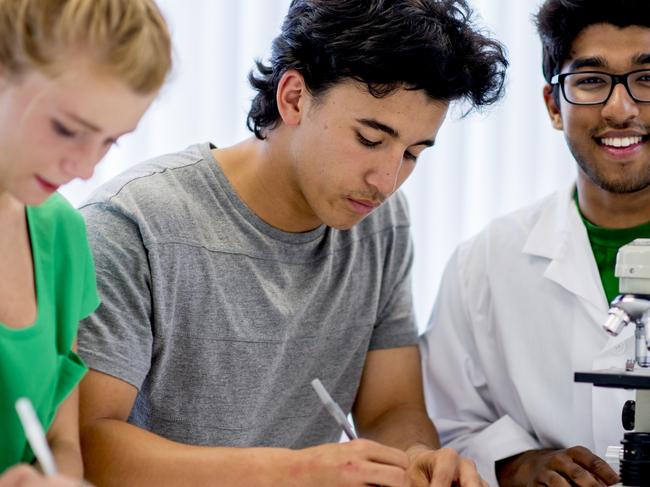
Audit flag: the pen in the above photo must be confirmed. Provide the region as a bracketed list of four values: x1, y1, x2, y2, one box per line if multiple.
[311, 378, 357, 440]
[15, 397, 58, 476]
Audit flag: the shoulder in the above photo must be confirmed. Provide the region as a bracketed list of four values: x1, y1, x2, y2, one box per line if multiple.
[454, 190, 563, 274]
[80, 143, 212, 216]
[30, 192, 86, 240]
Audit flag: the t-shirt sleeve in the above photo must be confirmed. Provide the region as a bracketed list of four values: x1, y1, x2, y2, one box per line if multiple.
[368, 228, 418, 350]
[77, 203, 154, 390]
[78, 222, 101, 321]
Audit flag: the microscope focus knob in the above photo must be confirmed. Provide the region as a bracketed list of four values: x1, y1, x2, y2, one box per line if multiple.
[622, 400, 636, 431]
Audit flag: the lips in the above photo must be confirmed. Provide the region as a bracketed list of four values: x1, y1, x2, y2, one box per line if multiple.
[35, 175, 60, 193]
[346, 197, 380, 215]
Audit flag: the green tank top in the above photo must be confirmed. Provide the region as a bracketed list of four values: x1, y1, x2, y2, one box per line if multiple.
[575, 193, 650, 304]
[0, 193, 99, 472]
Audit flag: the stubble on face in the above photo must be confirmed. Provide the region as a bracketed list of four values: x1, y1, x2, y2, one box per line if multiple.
[567, 121, 650, 194]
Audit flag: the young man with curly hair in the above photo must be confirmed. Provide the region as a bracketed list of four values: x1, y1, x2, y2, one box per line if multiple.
[78, 1, 507, 485]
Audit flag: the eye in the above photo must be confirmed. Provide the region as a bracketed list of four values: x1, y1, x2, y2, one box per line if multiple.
[576, 77, 606, 85]
[51, 119, 77, 138]
[103, 137, 118, 147]
[356, 132, 381, 148]
[635, 72, 650, 85]
[403, 150, 417, 161]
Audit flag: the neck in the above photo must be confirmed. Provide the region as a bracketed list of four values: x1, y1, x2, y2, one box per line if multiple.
[213, 132, 322, 232]
[577, 176, 650, 228]
[0, 190, 22, 213]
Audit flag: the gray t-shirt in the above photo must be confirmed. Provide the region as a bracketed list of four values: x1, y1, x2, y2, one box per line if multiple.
[78, 142, 417, 448]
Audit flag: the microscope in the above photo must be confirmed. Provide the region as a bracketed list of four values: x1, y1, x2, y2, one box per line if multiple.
[575, 238, 650, 486]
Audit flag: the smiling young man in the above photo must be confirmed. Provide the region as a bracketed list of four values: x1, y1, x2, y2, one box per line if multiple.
[75, 1, 507, 486]
[421, 0, 650, 486]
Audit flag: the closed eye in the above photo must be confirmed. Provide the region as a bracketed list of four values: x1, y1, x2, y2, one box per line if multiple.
[51, 119, 77, 138]
[404, 150, 417, 161]
[356, 132, 381, 148]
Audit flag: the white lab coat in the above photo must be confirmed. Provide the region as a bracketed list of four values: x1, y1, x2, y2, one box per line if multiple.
[420, 185, 635, 486]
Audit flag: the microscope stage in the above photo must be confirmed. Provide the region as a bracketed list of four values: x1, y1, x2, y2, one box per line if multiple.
[575, 368, 650, 389]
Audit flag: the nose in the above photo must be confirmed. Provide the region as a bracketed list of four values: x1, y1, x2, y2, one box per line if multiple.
[61, 142, 106, 181]
[601, 83, 640, 125]
[365, 153, 407, 198]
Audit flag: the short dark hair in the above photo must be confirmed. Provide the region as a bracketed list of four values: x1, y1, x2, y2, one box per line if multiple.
[247, 0, 508, 139]
[536, 0, 650, 84]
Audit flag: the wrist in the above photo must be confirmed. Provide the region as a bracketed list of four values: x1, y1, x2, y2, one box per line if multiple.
[266, 447, 312, 487]
[227, 447, 300, 487]
[495, 449, 545, 487]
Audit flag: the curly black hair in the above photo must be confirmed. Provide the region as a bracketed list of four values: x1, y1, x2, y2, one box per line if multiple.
[536, 0, 650, 84]
[247, 0, 508, 139]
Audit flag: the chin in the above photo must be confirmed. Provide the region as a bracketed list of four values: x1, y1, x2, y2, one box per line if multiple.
[325, 215, 367, 230]
[19, 187, 52, 206]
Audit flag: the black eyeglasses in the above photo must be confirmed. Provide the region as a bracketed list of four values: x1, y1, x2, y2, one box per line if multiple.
[550, 69, 650, 105]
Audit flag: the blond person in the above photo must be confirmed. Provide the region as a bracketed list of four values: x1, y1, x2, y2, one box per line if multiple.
[0, 0, 171, 483]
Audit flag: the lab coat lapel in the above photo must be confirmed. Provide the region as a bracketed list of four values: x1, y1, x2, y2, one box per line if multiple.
[523, 185, 634, 352]
[523, 185, 605, 312]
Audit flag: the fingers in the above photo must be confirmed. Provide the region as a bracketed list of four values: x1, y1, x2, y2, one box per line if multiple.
[456, 457, 485, 487]
[566, 446, 619, 485]
[548, 454, 602, 487]
[538, 469, 572, 487]
[359, 461, 409, 487]
[429, 448, 460, 487]
[346, 439, 409, 486]
[0, 466, 83, 487]
[525, 447, 616, 487]
[0, 465, 40, 486]
[418, 448, 485, 487]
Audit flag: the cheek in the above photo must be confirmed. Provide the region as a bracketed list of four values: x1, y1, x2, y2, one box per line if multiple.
[394, 160, 417, 189]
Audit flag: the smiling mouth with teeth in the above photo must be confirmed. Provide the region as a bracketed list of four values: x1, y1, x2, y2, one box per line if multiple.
[598, 135, 649, 148]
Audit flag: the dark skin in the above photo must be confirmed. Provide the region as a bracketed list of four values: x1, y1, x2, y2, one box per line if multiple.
[496, 448, 618, 487]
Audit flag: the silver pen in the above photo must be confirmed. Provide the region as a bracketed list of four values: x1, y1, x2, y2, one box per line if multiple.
[311, 378, 357, 440]
[15, 397, 58, 476]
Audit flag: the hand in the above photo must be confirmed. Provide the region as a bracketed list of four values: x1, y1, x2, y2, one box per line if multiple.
[0, 465, 84, 487]
[292, 439, 410, 487]
[495, 446, 620, 487]
[407, 445, 488, 487]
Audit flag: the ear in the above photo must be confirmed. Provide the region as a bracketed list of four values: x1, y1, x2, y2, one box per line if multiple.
[276, 69, 307, 127]
[543, 84, 563, 131]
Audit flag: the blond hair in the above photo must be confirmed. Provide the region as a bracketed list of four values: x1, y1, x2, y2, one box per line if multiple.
[0, 0, 172, 93]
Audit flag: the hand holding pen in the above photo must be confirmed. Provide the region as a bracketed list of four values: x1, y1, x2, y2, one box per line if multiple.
[7, 398, 91, 487]
[310, 379, 409, 487]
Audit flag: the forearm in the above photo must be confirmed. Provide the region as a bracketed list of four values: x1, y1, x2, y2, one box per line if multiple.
[49, 438, 84, 479]
[81, 419, 299, 487]
[356, 404, 440, 452]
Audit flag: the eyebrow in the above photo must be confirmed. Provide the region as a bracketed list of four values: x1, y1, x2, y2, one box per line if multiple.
[568, 56, 608, 71]
[63, 111, 101, 132]
[568, 52, 650, 71]
[356, 118, 435, 147]
[633, 53, 650, 65]
[62, 111, 136, 139]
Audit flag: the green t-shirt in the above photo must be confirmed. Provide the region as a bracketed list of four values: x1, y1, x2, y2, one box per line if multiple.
[0, 193, 100, 472]
[576, 195, 650, 304]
